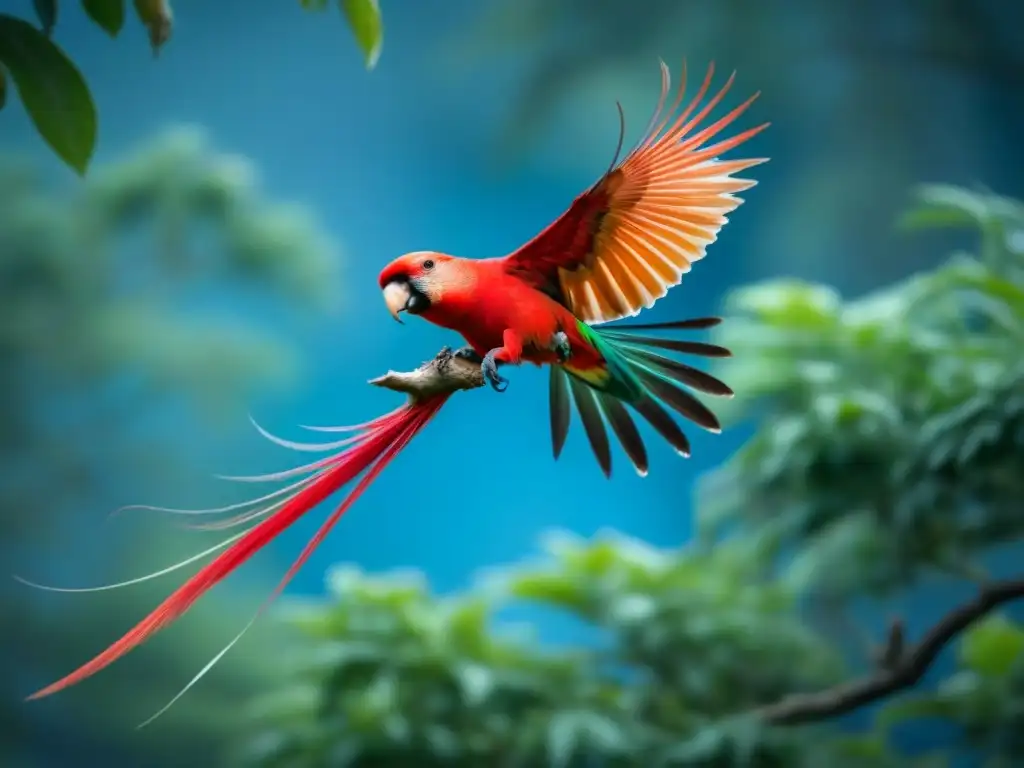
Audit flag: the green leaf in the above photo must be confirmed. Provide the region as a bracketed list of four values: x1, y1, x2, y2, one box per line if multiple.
[726, 279, 841, 330]
[959, 614, 1024, 676]
[876, 694, 958, 729]
[0, 14, 97, 175]
[507, 571, 589, 613]
[830, 734, 889, 760]
[566, 539, 621, 576]
[546, 711, 582, 768]
[897, 193, 979, 232]
[545, 710, 628, 765]
[454, 662, 493, 705]
[34, 0, 58, 35]
[898, 205, 975, 232]
[133, 0, 172, 55]
[661, 726, 730, 764]
[340, 0, 382, 70]
[83, 0, 126, 37]
[936, 258, 1024, 318]
[899, 185, 1024, 268]
[446, 598, 489, 652]
[784, 512, 888, 596]
[903, 184, 993, 230]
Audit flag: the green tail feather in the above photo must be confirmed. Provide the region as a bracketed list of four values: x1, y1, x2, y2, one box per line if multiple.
[549, 316, 733, 478]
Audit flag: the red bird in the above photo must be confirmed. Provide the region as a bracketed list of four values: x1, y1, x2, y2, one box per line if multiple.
[379, 60, 768, 474]
[23, 60, 767, 719]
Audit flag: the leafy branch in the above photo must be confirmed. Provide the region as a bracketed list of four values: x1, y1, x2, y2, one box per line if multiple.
[0, 0, 384, 176]
[367, 346, 1024, 732]
[756, 578, 1024, 725]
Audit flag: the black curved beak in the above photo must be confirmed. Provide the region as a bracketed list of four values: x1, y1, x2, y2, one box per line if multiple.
[382, 278, 430, 324]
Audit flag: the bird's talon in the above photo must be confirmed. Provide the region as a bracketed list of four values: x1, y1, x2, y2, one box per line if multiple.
[435, 346, 454, 372]
[551, 331, 572, 363]
[453, 346, 483, 364]
[481, 352, 509, 393]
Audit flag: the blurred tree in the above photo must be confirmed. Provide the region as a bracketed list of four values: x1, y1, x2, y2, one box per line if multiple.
[701, 183, 1024, 598]
[237, 541, 825, 767]
[235, 536, 948, 767]
[452, 0, 1024, 292]
[700, 182, 1024, 764]
[1, 126, 341, 767]
[233, 185, 1024, 767]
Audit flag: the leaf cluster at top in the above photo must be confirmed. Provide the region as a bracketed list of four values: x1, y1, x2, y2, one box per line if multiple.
[0, 0, 384, 175]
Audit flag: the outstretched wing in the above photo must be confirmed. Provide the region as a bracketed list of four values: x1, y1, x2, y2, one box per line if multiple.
[502, 62, 769, 325]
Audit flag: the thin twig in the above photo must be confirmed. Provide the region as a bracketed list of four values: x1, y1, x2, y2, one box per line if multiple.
[368, 346, 485, 401]
[757, 578, 1024, 725]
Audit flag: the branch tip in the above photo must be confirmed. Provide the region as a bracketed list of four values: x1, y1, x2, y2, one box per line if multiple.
[368, 346, 485, 401]
[755, 577, 1024, 726]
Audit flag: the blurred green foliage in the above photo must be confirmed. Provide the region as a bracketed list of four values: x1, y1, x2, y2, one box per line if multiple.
[701, 184, 1024, 598]
[1, 127, 340, 767]
[234, 185, 1024, 767]
[0, 0, 383, 174]
[239, 540, 848, 767]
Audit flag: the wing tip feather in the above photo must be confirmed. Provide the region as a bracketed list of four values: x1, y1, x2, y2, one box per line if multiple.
[512, 60, 769, 325]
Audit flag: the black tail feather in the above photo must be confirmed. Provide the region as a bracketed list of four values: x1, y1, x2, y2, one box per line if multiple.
[603, 333, 732, 358]
[604, 316, 723, 332]
[547, 315, 731, 476]
[598, 394, 649, 476]
[567, 376, 613, 478]
[549, 365, 571, 459]
[622, 347, 734, 397]
[633, 368, 722, 432]
[630, 395, 692, 457]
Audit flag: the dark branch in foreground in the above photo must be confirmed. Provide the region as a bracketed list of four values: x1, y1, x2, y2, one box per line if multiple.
[368, 347, 485, 401]
[368, 348, 1024, 728]
[757, 578, 1024, 725]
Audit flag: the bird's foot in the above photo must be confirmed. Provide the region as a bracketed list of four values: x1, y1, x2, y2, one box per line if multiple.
[550, 331, 572, 363]
[481, 350, 509, 392]
[453, 346, 483, 364]
[435, 346, 454, 373]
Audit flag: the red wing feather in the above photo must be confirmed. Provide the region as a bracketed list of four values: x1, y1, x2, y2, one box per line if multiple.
[503, 61, 769, 324]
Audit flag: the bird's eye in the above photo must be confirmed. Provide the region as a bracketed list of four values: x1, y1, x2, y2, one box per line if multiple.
[423, 259, 435, 270]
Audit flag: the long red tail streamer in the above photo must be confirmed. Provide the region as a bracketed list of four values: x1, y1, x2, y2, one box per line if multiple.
[18, 394, 451, 726]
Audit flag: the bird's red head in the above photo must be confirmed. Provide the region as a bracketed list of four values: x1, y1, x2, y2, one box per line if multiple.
[378, 251, 458, 324]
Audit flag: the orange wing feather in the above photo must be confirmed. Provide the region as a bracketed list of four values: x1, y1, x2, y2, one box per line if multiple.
[503, 61, 769, 324]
